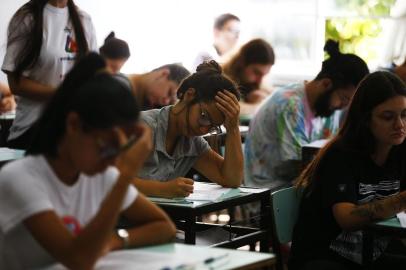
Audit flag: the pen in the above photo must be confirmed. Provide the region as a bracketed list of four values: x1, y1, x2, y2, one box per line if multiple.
[204, 253, 229, 265]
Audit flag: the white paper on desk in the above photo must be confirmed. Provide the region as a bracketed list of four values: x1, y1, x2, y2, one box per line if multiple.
[187, 182, 240, 201]
[42, 249, 200, 270]
[396, 212, 406, 228]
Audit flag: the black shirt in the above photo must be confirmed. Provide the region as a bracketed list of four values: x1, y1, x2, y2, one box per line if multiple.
[289, 145, 403, 268]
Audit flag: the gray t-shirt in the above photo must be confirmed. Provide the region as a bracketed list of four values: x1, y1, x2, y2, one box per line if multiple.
[138, 106, 210, 181]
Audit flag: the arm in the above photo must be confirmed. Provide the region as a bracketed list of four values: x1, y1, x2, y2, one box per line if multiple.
[194, 90, 243, 187]
[0, 82, 16, 113]
[108, 193, 176, 250]
[7, 73, 55, 101]
[24, 124, 153, 270]
[133, 177, 194, 198]
[333, 191, 406, 231]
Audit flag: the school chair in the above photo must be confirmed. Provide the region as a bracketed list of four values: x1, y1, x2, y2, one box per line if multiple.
[270, 186, 303, 270]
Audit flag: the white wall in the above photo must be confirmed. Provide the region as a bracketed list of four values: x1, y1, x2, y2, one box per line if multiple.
[0, 0, 26, 82]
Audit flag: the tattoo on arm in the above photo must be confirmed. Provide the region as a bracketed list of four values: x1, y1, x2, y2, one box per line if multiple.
[350, 193, 406, 222]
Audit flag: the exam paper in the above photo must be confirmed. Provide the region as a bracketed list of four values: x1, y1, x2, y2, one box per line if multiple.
[187, 182, 240, 201]
[397, 212, 406, 228]
[42, 250, 199, 270]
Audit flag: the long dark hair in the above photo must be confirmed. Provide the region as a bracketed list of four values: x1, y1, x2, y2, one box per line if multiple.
[8, 0, 89, 80]
[297, 71, 406, 193]
[27, 53, 139, 157]
[177, 60, 240, 103]
[223, 38, 275, 84]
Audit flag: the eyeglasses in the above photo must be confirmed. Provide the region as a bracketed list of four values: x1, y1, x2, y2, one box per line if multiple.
[198, 103, 222, 135]
[96, 134, 138, 159]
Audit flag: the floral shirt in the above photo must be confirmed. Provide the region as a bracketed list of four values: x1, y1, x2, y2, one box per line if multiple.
[244, 83, 341, 189]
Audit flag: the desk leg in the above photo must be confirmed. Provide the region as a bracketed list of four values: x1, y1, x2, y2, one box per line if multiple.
[184, 215, 196, 244]
[260, 192, 271, 252]
[362, 229, 373, 267]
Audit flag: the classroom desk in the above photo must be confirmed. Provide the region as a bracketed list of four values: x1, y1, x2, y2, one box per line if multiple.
[301, 139, 327, 168]
[362, 217, 406, 266]
[45, 243, 276, 270]
[152, 185, 271, 252]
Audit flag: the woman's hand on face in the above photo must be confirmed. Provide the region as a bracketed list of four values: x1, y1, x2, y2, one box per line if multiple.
[115, 123, 153, 180]
[215, 90, 240, 131]
[162, 178, 194, 198]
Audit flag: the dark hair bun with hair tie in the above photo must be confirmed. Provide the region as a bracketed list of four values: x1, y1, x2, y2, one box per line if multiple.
[196, 60, 222, 74]
[324, 39, 341, 58]
[104, 31, 115, 43]
[99, 31, 130, 59]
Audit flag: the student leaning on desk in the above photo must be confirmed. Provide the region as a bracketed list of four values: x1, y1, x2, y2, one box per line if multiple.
[289, 71, 406, 270]
[0, 53, 176, 270]
[133, 60, 244, 198]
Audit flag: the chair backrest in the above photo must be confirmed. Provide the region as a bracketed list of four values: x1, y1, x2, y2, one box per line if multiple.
[271, 186, 302, 244]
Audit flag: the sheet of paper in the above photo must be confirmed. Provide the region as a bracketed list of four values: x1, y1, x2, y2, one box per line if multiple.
[397, 212, 406, 228]
[42, 249, 200, 270]
[187, 182, 240, 201]
[43, 249, 231, 270]
[148, 197, 192, 204]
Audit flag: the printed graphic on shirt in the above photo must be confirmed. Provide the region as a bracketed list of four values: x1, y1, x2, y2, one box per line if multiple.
[62, 216, 81, 235]
[65, 33, 77, 53]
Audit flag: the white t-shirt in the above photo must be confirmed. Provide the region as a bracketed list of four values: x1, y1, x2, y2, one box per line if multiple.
[1, 3, 98, 140]
[0, 155, 137, 270]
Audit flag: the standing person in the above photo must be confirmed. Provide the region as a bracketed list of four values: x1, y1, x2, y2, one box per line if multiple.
[134, 60, 243, 198]
[222, 38, 275, 114]
[0, 53, 176, 270]
[191, 13, 241, 71]
[289, 71, 406, 270]
[244, 40, 369, 190]
[1, 0, 98, 149]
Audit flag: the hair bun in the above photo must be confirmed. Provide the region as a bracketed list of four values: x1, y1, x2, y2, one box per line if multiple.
[104, 31, 116, 44]
[196, 60, 222, 74]
[324, 39, 340, 58]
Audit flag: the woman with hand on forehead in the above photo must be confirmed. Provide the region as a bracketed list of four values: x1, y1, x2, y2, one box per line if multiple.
[0, 53, 175, 270]
[134, 60, 243, 198]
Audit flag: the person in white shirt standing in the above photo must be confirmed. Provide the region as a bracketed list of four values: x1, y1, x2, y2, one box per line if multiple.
[1, 0, 98, 149]
[0, 53, 176, 270]
[191, 13, 240, 72]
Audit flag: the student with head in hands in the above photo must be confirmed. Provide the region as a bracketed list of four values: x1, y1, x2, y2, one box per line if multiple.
[0, 53, 176, 270]
[134, 60, 243, 198]
[289, 71, 406, 270]
[244, 40, 369, 190]
[2, 0, 98, 150]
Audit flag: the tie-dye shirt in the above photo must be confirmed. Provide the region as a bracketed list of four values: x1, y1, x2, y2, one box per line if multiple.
[244, 83, 341, 189]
